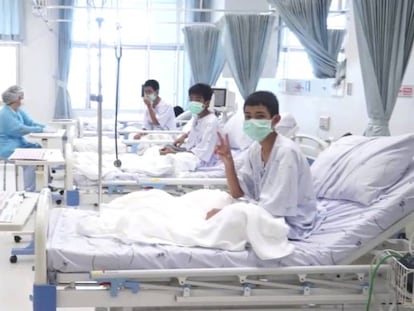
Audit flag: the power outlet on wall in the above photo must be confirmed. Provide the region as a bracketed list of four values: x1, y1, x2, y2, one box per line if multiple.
[319, 116, 330, 131]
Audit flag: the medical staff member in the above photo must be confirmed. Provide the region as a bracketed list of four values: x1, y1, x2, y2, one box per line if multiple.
[0, 85, 45, 191]
[207, 91, 318, 240]
[133, 79, 176, 139]
[160, 83, 219, 167]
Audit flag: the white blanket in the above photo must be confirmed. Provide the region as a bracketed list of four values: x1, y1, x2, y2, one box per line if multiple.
[132, 133, 175, 155]
[73, 146, 200, 180]
[73, 136, 128, 153]
[120, 146, 200, 176]
[77, 189, 294, 260]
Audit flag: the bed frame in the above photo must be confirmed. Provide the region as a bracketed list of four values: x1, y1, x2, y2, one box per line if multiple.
[64, 140, 228, 204]
[292, 133, 329, 164]
[64, 133, 328, 203]
[32, 188, 409, 311]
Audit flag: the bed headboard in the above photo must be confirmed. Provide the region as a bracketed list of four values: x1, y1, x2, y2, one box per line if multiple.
[292, 134, 329, 163]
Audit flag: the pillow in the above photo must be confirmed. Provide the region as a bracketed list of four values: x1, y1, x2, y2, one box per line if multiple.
[311, 134, 414, 205]
[276, 113, 299, 138]
[222, 111, 252, 150]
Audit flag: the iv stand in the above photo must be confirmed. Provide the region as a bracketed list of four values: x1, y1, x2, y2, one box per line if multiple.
[90, 16, 104, 208]
[113, 23, 122, 168]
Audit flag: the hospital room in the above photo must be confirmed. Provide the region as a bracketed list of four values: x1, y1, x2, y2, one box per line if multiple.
[2, 0, 414, 310]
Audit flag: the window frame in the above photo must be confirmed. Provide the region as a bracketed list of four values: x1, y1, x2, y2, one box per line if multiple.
[0, 43, 20, 94]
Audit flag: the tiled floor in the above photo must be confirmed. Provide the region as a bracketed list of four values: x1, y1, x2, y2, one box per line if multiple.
[0, 231, 93, 311]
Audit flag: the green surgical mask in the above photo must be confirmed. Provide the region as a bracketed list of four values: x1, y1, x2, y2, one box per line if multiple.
[243, 119, 273, 142]
[148, 93, 157, 102]
[189, 101, 204, 115]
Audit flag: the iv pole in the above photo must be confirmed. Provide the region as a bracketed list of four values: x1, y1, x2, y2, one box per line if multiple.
[113, 22, 122, 168]
[90, 16, 104, 208]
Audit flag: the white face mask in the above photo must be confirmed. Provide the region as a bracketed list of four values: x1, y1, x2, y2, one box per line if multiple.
[243, 119, 273, 142]
[148, 93, 156, 102]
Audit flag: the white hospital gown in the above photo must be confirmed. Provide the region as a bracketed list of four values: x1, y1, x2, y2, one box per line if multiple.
[182, 113, 219, 166]
[143, 99, 176, 130]
[238, 134, 318, 240]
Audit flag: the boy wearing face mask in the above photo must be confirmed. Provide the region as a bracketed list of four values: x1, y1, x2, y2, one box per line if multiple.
[208, 91, 318, 240]
[133, 79, 176, 139]
[160, 83, 219, 167]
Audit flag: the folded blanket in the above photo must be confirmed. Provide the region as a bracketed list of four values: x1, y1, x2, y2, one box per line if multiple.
[77, 189, 294, 260]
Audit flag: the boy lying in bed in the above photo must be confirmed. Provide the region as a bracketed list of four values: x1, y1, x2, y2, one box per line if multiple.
[207, 91, 318, 240]
[159, 83, 219, 167]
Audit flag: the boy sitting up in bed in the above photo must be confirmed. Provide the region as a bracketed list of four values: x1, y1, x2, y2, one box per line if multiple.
[207, 91, 318, 240]
[160, 83, 219, 167]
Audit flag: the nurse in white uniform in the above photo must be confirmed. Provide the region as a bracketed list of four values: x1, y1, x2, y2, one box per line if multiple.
[160, 83, 219, 167]
[208, 91, 318, 240]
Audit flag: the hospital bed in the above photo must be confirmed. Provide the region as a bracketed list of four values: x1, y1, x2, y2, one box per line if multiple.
[32, 168, 414, 310]
[31, 134, 414, 310]
[66, 110, 328, 204]
[77, 113, 191, 139]
[292, 133, 330, 164]
[62, 132, 328, 206]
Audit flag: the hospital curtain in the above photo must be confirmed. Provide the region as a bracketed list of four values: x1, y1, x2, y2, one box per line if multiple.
[353, 0, 414, 136]
[183, 25, 225, 85]
[0, 0, 24, 41]
[268, 0, 344, 79]
[221, 14, 277, 99]
[54, 0, 74, 119]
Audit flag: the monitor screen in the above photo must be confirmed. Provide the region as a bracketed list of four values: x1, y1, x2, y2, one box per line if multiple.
[212, 88, 226, 107]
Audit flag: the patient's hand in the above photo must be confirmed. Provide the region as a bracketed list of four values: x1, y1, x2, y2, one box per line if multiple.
[160, 146, 175, 155]
[215, 132, 232, 162]
[174, 134, 187, 147]
[205, 208, 221, 220]
[143, 96, 152, 107]
[133, 133, 143, 140]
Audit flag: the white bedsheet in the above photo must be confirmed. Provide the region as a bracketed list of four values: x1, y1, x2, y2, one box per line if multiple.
[76, 189, 293, 260]
[132, 133, 176, 155]
[73, 136, 128, 154]
[73, 146, 200, 180]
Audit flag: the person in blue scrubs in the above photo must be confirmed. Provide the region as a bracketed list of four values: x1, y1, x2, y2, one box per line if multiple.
[0, 85, 45, 191]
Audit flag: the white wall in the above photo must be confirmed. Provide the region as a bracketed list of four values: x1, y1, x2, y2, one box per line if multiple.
[19, 1, 414, 136]
[20, 2, 57, 124]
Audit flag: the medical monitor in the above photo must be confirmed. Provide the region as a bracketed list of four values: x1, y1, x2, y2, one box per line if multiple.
[211, 88, 236, 113]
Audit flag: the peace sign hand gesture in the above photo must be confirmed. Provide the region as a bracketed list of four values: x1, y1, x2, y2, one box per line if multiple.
[215, 132, 232, 164]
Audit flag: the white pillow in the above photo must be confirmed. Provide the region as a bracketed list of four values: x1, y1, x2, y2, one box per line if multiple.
[311, 134, 414, 205]
[222, 111, 252, 150]
[276, 113, 299, 138]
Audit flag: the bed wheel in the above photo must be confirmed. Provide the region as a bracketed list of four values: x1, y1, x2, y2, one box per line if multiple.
[9, 255, 17, 264]
[14, 235, 22, 243]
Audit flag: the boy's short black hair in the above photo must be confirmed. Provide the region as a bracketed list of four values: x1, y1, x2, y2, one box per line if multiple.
[244, 91, 279, 117]
[144, 79, 160, 92]
[188, 83, 213, 101]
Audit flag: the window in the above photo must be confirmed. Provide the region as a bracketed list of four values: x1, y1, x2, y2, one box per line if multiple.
[68, 0, 191, 111]
[0, 44, 18, 94]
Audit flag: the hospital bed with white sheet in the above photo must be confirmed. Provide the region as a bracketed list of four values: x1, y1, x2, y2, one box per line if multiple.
[62, 134, 328, 206]
[77, 114, 191, 139]
[32, 134, 414, 310]
[65, 139, 230, 202]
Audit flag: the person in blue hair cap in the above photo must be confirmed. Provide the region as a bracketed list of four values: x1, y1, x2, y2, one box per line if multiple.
[0, 85, 45, 191]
